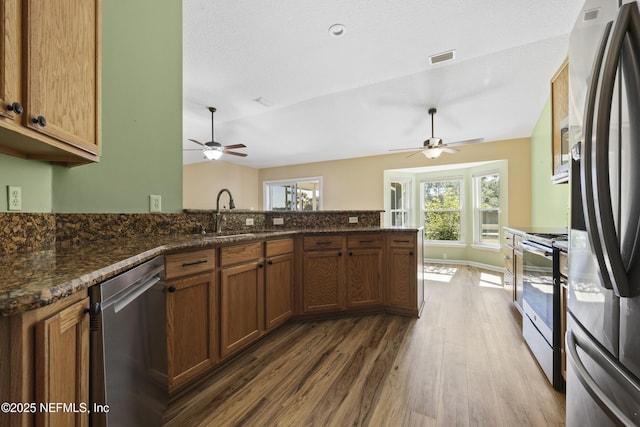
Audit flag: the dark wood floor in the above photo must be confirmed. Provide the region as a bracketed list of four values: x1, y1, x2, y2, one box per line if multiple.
[164, 265, 566, 426]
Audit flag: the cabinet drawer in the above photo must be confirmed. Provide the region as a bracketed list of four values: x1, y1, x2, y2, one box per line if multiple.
[303, 235, 343, 251]
[166, 249, 216, 279]
[347, 233, 383, 249]
[388, 234, 416, 248]
[266, 238, 294, 257]
[220, 241, 263, 267]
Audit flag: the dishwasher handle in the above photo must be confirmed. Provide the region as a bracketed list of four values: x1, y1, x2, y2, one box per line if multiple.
[113, 276, 161, 313]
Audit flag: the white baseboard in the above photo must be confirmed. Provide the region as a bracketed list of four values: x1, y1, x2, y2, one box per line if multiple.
[424, 258, 503, 274]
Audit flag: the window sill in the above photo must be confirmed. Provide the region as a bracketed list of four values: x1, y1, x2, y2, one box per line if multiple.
[470, 244, 501, 252]
[424, 241, 466, 248]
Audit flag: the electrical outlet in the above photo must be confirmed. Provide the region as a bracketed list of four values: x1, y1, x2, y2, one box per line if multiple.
[149, 195, 162, 213]
[349, 216, 358, 224]
[443, 253, 448, 260]
[273, 217, 284, 226]
[246, 218, 254, 226]
[7, 186, 22, 211]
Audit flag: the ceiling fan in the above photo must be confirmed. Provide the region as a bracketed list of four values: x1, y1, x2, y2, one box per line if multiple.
[184, 106, 247, 160]
[389, 107, 484, 159]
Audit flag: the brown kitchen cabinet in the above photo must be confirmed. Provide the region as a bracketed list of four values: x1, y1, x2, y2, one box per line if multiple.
[35, 297, 90, 427]
[265, 238, 294, 330]
[503, 229, 515, 300]
[0, 291, 89, 427]
[387, 230, 424, 316]
[302, 234, 346, 313]
[219, 242, 265, 359]
[551, 59, 569, 182]
[346, 234, 383, 308]
[0, 0, 101, 165]
[165, 249, 217, 392]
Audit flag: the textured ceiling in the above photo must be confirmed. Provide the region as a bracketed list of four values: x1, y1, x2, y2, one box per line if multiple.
[183, 0, 584, 169]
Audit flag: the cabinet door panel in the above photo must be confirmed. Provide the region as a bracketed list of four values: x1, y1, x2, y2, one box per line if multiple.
[220, 261, 264, 358]
[265, 253, 293, 330]
[0, 0, 20, 121]
[166, 272, 216, 390]
[347, 249, 383, 308]
[388, 247, 416, 309]
[303, 251, 345, 312]
[24, 0, 100, 153]
[36, 297, 90, 427]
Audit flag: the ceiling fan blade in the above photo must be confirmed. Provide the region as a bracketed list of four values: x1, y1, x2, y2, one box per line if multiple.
[224, 150, 248, 157]
[405, 150, 424, 158]
[442, 147, 459, 154]
[223, 143, 246, 150]
[389, 146, 425, 152]
[446, 137, 485, 147]
[188, 139, 206, 147]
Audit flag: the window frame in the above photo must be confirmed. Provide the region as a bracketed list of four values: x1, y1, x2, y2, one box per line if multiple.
[389, 178, 411, 227]
[472, 171, 501, 248]
[263, 176, 322, 211]
[421, 176, 464, 244]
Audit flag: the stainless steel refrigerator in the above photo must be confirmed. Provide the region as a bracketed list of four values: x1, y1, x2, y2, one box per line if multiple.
[567, 0, 640, 425]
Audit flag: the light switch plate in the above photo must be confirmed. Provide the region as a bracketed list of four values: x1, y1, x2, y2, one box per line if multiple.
[149, 195, 162, 213]
[273, 217, 284, 225]
[349, 216, 358, 224]
[246, 218, 254, 226]
[7, 186, 22, 211]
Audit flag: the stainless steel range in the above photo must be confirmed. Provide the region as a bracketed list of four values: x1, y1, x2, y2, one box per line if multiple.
[519, 232, 567, 391]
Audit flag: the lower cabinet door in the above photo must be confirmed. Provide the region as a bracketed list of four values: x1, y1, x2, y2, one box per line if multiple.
[166, 271, 217, 391]
[387, 247, 417, 310]
[220, 261, 265, 358]
[302, 250, 346, 313]
[347, 248, 383, 308]
[265, 253, 293, 330]
[35, 297, 90, 427]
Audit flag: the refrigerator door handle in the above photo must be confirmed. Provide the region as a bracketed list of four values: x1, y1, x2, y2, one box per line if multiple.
[566, 329, 637, 426]
[581, 20, 614, 291]
[593, 2, 640, 297]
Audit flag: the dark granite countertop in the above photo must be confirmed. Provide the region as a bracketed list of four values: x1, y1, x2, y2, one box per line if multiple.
[0, 227, 419, 316]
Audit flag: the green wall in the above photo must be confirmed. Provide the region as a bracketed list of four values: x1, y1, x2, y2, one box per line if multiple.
[530, 97, 570, 227]
[0, 155, 52, 212]
[52, 0, 183, 213]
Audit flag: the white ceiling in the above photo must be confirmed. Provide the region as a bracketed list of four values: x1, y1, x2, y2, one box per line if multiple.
[183, 0, 583, 169]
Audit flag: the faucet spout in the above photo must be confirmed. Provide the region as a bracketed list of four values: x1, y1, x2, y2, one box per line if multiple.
[215, 189, 236, 232]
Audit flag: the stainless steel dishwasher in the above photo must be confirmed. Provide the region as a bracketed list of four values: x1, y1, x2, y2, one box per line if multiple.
[88, 255, 168, 427]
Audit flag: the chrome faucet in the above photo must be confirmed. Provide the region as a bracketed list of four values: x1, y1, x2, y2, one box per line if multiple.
[215, 188, 236, 233]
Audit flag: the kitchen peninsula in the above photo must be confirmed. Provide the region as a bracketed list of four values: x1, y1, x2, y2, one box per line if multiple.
[0, 210, 424, 426]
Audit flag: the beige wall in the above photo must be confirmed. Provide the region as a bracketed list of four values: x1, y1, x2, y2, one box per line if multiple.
[183, 161, 260, 210]
[258, 137, 532, 227]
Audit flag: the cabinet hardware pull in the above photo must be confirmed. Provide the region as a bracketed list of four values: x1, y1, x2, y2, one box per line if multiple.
[267, 260, 273, 265]
[258, 263, 264, 268]
[394, 239, 410, 243]
[7, 102, 23, 115]
[32, 115, 47, 127]
[359, 240, 374, 243]
[85, 302, 100, 316]
[349, 252, 353, 256]
[316, 241, 333, 245]
[409, 251, 414, 256]
[182, 259, 208, 267]
[338, 252, 342, 256]
[167, 285, 177, 293]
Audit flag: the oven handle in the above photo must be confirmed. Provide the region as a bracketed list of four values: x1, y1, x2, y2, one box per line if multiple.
[519, 240, 553, 258]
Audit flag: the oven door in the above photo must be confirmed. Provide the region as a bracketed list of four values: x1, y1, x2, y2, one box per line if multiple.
[521, 240, 556, 345]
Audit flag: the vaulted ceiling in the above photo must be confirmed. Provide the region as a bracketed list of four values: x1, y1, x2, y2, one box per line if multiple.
[183, 0, 583, 169]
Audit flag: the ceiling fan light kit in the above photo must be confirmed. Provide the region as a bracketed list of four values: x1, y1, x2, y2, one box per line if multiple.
[388, 107, 483, 159]
[184, 106, 248, 160]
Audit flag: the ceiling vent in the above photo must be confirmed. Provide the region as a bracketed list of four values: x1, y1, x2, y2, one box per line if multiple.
[429, 50, 455, 65]
[584, 8, 599, 21]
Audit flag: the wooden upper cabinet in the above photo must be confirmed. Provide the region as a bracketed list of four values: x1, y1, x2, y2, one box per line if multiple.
[551, 59, 569, 182]
[0, 0, 21, 122]
[24, 0, 100, 154]
[0, 0, 101, 165]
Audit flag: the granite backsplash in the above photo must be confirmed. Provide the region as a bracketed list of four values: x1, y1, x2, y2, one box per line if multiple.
[0, 210, 383, 255]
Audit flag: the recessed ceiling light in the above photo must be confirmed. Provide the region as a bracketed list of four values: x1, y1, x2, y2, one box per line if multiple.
[328, 23, 346, 37]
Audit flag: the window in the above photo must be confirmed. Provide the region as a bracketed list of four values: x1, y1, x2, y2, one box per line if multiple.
[422, 178, 463, 242]
[473, 172, 500, 246]
[389, 180, 410, 226]
[264, 177, 321, 211]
